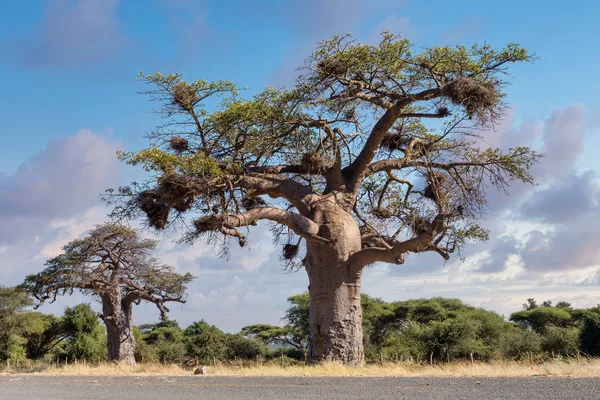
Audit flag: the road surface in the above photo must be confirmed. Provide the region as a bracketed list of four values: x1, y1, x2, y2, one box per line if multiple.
[1, 375, 599, 399]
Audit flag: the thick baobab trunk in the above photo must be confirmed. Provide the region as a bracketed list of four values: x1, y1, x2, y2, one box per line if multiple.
[305, 202, 364, 365]
[102, 291, 136, 366]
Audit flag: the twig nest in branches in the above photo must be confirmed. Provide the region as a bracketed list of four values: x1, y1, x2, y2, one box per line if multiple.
[172, 82, 197, 110]
[138, 190, 170, 230]
[445, 77, 498, 120]
[194, 216, 222, 234]
[137, 173, 208, 229]
[344, 108, 356, 121]
[380, 133, 405, 152]
[242, 195, 266, 210]
[317, 59, 347, 78]
[282, 244, 299, 260]
[437, 107, 451, 117]
[423, 171, 448, 202]
[409, 215, 431, 236]
[373, 207, 394, 219]
[301, 152, 328, 173]
[158, 173, 203, 212]
[169, 136, 189, 153]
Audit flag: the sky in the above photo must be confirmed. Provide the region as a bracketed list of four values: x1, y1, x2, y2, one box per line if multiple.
[1, 0, 599, 332]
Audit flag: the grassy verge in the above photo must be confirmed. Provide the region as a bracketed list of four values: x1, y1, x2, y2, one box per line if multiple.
[2, 359, 600, 377]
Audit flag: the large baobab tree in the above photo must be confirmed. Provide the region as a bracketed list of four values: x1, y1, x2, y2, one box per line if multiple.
[21, 224, 194, 365]
[108, 33, 539, 365]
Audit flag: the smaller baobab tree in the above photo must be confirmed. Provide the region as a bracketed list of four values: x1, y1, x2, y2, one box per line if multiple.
[21, 224, 194, 365]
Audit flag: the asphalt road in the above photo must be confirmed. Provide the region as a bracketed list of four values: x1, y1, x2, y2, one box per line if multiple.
[1, 375, 599, 399]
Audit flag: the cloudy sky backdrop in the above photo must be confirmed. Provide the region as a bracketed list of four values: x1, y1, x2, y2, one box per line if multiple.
[1, 0, 599, 332]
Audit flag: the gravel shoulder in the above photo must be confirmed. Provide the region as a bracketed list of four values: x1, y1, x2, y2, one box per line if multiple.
[1, 375, 599, 400]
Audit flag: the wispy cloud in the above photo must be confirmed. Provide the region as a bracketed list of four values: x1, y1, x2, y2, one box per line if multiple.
[3, 0, 126, 68]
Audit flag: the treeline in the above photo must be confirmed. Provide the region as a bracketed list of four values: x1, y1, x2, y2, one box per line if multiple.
[3, 286, 600, 365]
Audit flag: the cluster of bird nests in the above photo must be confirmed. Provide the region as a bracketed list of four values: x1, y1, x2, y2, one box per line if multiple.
[282, 243, 299, 260]
[138, 173, 208, 229]
[445, 77, 498, 120]
[172, 82, 197, 111]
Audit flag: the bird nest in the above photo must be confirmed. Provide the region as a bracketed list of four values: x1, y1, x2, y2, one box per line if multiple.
[437, 107, 451, 117]
[137, 173, 209, 229]
[242, 195, 266, 210]
[409, 215, 431, 236]
[138, 190, 171, 230]
[158, 173, 207, 212]
[194, 216, 223, 234]
[380, 133, 405, 152]
[373, 207, 394, 219]
[317, 59, 347, 78]
[423, 171, 449, 203]
[301, 152, 329, 173]
[445, 77, 498, 121]
[172, 82, 197, 110]
[282, 244, 299, 260]
[169, 136, 189, 153]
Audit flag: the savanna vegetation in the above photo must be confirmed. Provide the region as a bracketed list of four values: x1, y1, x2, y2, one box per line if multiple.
[105, 32, 539, 364]
[2, 32, 569, 372]
[2, 285, 597, 371]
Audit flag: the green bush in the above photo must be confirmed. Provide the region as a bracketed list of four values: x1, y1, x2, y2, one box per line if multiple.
[500, 327, 542, 360]
[226, 335, 266, 360]
[541, 327, 579, 357]
[580, 306, 600, 356]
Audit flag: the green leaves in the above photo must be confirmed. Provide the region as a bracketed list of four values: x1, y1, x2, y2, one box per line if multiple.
[112, 32, 539, 270]
[21, 224, 194, 317]
[119, 147, 222, 176]
[510, 303, 582, 334]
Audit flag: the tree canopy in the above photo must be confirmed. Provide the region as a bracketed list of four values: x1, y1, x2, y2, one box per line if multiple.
[20, 223, 194, 364]
[109, 33, 538, 268]
[21, 224, 194, 318]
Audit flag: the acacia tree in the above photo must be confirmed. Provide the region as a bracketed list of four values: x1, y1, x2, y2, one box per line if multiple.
[21, 224, 194, 365]
[108, 33, 538, 364]
[241, 324, 305, 350]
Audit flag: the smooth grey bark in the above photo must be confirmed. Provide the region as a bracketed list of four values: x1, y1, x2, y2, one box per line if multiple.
[304, 201, 365, 365]
[102, 290, 136, 366]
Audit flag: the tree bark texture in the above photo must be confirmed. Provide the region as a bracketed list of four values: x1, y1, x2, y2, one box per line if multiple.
[305, 201, 364, 365]
[102, 290, 136, 366]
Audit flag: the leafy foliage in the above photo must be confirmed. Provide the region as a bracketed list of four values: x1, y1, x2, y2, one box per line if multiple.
[61, 304, 106, 361]
[107, 32, 539, 268]
[509, 300, 584, 334]
[21, 224, 194, 319]
[580, 306, 600, 356]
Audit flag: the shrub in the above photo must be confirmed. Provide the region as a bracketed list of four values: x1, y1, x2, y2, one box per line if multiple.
[580, 306, 600, 356]
[500, 327, 542, 360]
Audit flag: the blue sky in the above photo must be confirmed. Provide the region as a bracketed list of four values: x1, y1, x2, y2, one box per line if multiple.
[1, 0, 599, 331]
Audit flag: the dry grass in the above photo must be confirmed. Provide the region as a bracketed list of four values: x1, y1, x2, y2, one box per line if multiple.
[3, 359, 600, 378]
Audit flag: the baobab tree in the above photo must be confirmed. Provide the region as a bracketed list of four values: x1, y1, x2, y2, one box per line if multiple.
[21, 224, 194, 365]
[108, 33, 539, 365]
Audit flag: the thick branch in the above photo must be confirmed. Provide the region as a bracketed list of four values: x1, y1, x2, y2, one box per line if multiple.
[350, 212, 456, 271]
[236, 174, 316, 215]
[344, 87, 445, 193]
[195, 206, 329, 245]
